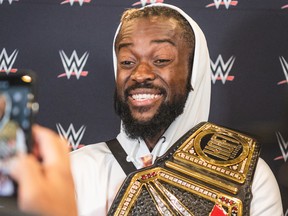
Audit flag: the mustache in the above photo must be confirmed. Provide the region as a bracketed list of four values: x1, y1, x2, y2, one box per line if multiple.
[124, 83, 166, 98]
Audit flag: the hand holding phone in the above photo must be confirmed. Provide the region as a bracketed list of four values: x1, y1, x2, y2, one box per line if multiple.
[7, 125, 77, 216]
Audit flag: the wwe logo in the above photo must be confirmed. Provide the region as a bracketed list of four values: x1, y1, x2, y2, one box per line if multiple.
[56, 123, 86, 151]
[206, 0, 238, 9]
[278, 56, 288, 85]
[0, 0, 18, 4]
[61, 0, 91, 6]
[274, 132, 288, 162]
[132, 0, 164, 6]
[58, 50, 89, 79]
[210, 55, 235, 84]
[0, 48, 18, 74]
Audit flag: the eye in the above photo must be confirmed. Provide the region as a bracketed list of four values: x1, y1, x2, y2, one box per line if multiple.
[120, 60, 135, 69]
[121, 60, 134, 65]
[154, 59, 171, 66]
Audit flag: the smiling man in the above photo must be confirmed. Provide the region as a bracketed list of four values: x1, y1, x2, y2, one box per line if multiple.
[70, 3, 283, 216]
[114, 11, 194, 150]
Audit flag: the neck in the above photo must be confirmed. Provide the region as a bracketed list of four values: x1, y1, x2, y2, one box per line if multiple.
[143, 129, 165, 152]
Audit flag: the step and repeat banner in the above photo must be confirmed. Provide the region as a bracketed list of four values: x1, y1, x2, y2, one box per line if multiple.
[0, 0, 287, 213]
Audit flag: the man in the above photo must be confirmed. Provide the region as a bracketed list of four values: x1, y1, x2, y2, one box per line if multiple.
[70, 3, 283, 216]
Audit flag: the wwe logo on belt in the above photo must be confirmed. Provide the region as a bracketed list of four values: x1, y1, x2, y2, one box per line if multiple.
[206, 0, 238, 9]
[278, 56, 288, 85]
[210, 55, 235, 84]
[56, 123, 86, 151]
[0, 48, 18, 74]
[274, 132, 288, 162]
[61, 0, 91, 6]
[58, 50, 89, 79]
[132, 0, 164, 7]
[0, 0, 18, 4]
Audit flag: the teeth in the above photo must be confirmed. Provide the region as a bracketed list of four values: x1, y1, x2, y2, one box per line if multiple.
[132, 94, 160, 101]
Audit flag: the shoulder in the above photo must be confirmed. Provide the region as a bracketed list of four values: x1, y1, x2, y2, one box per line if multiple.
[70, 142, 111, 167]
[69, 141, 125, 186]
[250, 158, 283, 216]
[70, 142, 110, 158]
[70, 141, 127, 215]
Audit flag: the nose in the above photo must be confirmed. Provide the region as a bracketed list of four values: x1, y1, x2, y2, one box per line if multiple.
[130, 62, 156, 83]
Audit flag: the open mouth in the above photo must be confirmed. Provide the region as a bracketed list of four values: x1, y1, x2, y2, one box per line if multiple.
[127, 87, 165, 107]
[131, 93, 162, 101]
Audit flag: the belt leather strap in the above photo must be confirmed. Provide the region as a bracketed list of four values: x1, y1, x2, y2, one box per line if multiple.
[106, 138, 137, 176]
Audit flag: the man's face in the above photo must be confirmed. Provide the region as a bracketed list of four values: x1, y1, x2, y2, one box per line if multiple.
[115, 16, 192, 139]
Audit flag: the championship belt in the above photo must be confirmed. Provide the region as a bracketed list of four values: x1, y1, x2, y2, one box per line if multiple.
[108, 122, 261, 216]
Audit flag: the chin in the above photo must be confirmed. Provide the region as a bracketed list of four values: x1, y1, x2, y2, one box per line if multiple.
[132, 113, 154, 122]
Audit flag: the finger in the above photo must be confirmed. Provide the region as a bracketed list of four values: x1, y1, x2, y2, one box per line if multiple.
[32, 125, 69, 167]
[7, 155, 51, 214]
[8, 154, 42, 185]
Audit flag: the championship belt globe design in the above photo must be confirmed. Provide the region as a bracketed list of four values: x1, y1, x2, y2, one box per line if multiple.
[108, 122, 260, 216]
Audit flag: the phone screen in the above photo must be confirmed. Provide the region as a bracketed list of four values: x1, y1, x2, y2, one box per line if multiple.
[0, 72, 36, 197]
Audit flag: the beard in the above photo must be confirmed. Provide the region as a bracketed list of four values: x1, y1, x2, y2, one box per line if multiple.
[114, 82, 191, 141]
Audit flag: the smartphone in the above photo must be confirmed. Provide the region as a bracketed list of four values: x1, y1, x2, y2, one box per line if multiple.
[0, 70, 38, 198]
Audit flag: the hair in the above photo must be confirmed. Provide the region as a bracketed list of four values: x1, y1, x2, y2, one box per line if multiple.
[115, 6, 195, 89]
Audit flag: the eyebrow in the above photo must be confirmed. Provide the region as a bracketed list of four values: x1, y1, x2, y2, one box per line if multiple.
[150, 39, 176, 47]
[117, 42, 133, 52]
[117, 39, 176, 52]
